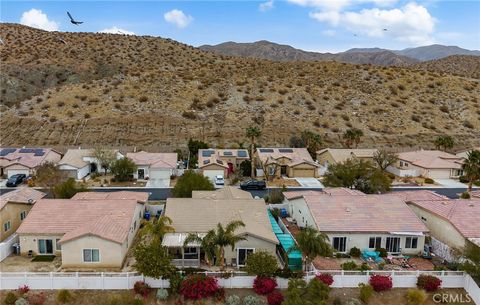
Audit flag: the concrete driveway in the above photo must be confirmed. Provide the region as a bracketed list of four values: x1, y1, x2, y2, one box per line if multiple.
[294, 178, 324, 188]
[146, 179, 170, 188]
[434, 179, 468, 188]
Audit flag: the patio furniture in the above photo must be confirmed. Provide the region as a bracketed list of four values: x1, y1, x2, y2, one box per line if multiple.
[362, 249, 382, 263]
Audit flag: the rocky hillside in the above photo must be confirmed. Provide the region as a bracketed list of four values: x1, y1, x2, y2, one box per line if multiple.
[1, 23, 479, 151]
[416, 55, 480, 79]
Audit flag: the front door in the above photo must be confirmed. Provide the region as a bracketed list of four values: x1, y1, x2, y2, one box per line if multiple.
[38, 239, 54, 254]
[138, 169, 145, 180]
[386, 237, 401, 253]
[281, 166, 287, 176]
[237, 248, 254, 266]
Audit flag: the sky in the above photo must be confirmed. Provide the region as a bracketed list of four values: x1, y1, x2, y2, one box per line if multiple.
[1, 0, 479, 53]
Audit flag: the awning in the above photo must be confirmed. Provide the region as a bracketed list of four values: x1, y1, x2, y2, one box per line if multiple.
[390, 232, 424, 236]
[162, 233, 205, 247]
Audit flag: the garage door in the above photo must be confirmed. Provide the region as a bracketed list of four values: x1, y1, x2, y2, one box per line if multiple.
[293, 169, 315, 177]
[61, 170, 78, 179]
[149, 169, 171, 180]
[427, 169, 450, 179]
[204, 170, 224, 183]
[7, 169, 30, 178]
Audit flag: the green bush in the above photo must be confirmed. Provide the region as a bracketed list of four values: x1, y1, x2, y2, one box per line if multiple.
[156, 289, 169, 301]
[406, 289, 427, 305]
[358, 283, 374, 303]
[376, 248, 388, 258]
[245, 251, 279, 277]
[424, 178, 434, 184]
[264, 189, 284, 204]
[359, 263, 371, 271]
[226, 295, 241, 305]
[243, 295, 260, 305]
[460, 192, 471, 199]
[57, 289, 72, 304]
[4, 292, 17, 305]
[14, 299, 27, 305]
[172, 170, 214, 197]
[341, 261, 358, 270]
[349, 247, 361, 258]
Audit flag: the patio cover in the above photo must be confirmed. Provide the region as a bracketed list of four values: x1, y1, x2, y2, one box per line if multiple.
[162, 233, 206, 247]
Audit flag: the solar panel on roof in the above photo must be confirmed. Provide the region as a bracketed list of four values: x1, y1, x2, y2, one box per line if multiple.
[223, 151, 233, 156]
[279, 148, 294, 153]
[201, 150, 215, 157]
[19, 148, 35, 153]
[237, 150, 248, 157]
[259, 148, 274, 153]
[34, 149, 45, 156]
[0, 148, 16, 156]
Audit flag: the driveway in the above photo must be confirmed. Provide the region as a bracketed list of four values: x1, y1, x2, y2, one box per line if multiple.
[294, 178, 324, 188]
[434, 179, 468, 188]
[145, 179, 170, 188]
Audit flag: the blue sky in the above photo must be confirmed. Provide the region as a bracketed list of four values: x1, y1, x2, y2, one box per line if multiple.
[1, 1, 479, 52]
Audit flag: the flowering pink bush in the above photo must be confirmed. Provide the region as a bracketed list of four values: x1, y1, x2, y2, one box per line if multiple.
[253, 277, 278, 295]
[369, 275, 393, 292]
[267, 291, 284, 305]
[180, 274, 220, 300]
[315, 273, 334, 286]
[18, 285, 30, 295]
[133, 281, 151, 299]
[417, 274, 442, 292]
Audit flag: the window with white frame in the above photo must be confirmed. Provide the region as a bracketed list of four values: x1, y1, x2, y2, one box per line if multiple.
[56, 239, 61, 251]
[369, 237, 382, 249]
[3, 221, 11, 232]
[333, 237, 347, 252]
[20, 211, 27, 221]
[83, 249, 100, 262]
[405, 237, 418, 249]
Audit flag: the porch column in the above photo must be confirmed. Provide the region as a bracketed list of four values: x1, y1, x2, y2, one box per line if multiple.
[181, 247, 185, 267]
[197, 246, 200, 266]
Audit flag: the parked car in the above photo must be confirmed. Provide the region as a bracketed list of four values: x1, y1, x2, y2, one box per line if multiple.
[214, 175, 225, 185]
[240, 179, 266, 190]
[6, 174, 27, 187]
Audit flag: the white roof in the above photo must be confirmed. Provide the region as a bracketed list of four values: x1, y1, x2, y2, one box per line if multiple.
[162, 233, 206, 247]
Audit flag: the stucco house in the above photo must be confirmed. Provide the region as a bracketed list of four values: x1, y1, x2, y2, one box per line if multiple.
[316, 148, 378, 168]
[17, 191, 148, 269]
[0, 188, 46, 242]
[407, 199, 480, 260]
[0, 148, 62, 178]
[198, 149, 249, 181]
[126, 151, 177, 186]
[388, 150, 464, 179]
[456, 147, 480, 159]
[58, 148, 123, 180]
[254, 148, 319, 178]
[162, 187, 278, 268]
[285, 191, 428, 255]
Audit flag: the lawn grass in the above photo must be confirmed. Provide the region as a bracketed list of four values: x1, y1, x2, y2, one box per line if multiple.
[31, 255, 56, 262]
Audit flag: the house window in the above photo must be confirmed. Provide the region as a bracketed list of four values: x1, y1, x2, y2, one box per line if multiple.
[386, 237, 401, 253]
[38, 239, 54, 254]
[333, 237, 347, 252]
[83, 249, 100, 262]
[20, 211, 27, 221]
[369, 237, 382, 249]
[56, 239, 61, 251]
[133, 221, 137, 230]
[184, 247, 198, 260]
[237, 248, 255, 266]
[3, 221, 11, 232]
[405, 237, 418, 249]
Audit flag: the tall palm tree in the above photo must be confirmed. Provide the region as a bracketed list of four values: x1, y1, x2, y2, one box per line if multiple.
[342, 129, 364, 149]
[463, 149, 480, 192]
[246, 126, 262, 178]
[210, 220, 246, 268]
[301, 130, 322, 159]
[141, 216, 175, 243]
[292, 227, 332, 271]
[183, 231, 217, 266]
[434, 135, 454, 151]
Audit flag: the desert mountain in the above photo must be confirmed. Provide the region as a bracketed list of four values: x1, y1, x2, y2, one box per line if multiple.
[1, 23, 479, 151]
[396, 44, 480, 61]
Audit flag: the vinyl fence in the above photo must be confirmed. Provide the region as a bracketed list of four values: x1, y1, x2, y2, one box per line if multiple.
[0, 234, 18, 262]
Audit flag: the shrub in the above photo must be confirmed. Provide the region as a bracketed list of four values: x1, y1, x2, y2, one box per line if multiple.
[416, 274, 442, 292]
[341, 261, 358, 270]
[245, 251, 279, 277]
[406, 289, 427, 305]
[359, 263, 371, 271]
[226, 295, 241, 305]
[376, 247, 388, 258]
[315, 273, 334, 286]
[27, 292, 46, 305]
[17, 285, 29, 296]
[168, 273, 183, 295]
[460, 192, 471, 199]
[243, 295, 260, 305]
[358, 283, 374, 303]
[179, 274, 219, 300]
[57, 289, 72, 304]
[214, 288, 226, 302]
[156, 289, 169, 301]
[369, 275, 393, 292]
[133, 281, 151, 299]
[253, 277, 277, 295]
[14, 299, 27, 305]
[349, 247, 361, 258]
[4, 292, 17, 305]
[267, 291, 284, 305]
[424, 178, 434, 184]
[333, 297, 342, 305]
[264, 189, 284, 204]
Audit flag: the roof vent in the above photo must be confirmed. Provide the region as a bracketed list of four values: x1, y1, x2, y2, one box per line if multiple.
[345, 207, 351, 212]
[27, 198, 34, 204]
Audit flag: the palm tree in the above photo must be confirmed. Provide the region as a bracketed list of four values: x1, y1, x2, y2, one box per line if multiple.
[183, 231, 217, 266]
[292, 227, 332, 271]
[246, 126, 262, 178]
[209, 220, 246, 268]
[141, 216, 175, 242]
[342, 128, 363, 148]
[301, 130, 322, 159]
[434, 135, 454, 151]
[463, 149, 480, 192]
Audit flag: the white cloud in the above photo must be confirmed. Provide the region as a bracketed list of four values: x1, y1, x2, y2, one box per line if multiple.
[310, 10, 341, 25]
[99, 26, 135, 35]
[20, 8, 59, 31]
[322, 29, 336, 36]
[288, 0, 397, 11]
[259, 0, 274, 11]
[164, 9, 193, 28]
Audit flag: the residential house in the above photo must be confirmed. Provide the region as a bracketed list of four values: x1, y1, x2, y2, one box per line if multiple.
[407, 199, 480, 259]
[388, 150, 464, 179]
[285, 191, 428, 255]
[254, 148, 319, 178]
[162, 187, 278, 268]
[126, 151, 177, 186]
[58, 148, 123, 180]
[456, 147, 480, 159]
[198, 149, 249, 181]
[0, 188, 46, 242]
[0, 148, 62, 178]
[316, 148, 378, 168]
[471, 191, 480, 199]
[17, 191, 148, 269]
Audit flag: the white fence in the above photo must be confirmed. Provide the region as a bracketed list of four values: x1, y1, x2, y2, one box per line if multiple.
[0, 234, 18, 262]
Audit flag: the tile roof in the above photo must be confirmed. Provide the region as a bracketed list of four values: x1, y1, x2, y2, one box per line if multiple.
[0, 188, 46, 210]
[316, 148, 378, 163]
[408, 199, 480, 239]
[397, 150, 463, 169]
[198, 149, 249, 169]
[58, 149, 94, 168]
[165, 198, 278, 244]
[0, 148, 61, 169]
[256, 148, 318, 167]
[192, 187, 253, 200]
[71, 191, 149, 203]
[387, 190, 449, 201]
[303, 195, 428, 233]
[283, 187, 365, 200]
[471, 191, 480, 199]
[17, 198, 140, 244]
[126, 151, 177, 169]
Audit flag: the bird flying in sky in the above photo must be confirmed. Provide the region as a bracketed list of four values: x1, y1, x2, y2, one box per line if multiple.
[67, 12, 83, 25]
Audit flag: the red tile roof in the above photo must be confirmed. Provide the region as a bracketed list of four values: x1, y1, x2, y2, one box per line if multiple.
[126, 151, 177, 169]
[387, 190, 449, 201]
[283, 187, 364, 200]
[397, 150, 463, 169]
[0, 188, 46, 210]
[71, 191, 149, 203]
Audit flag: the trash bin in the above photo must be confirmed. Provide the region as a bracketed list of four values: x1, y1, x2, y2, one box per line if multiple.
[12, 243, 20, 255]
[144, 211, 151, 221]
